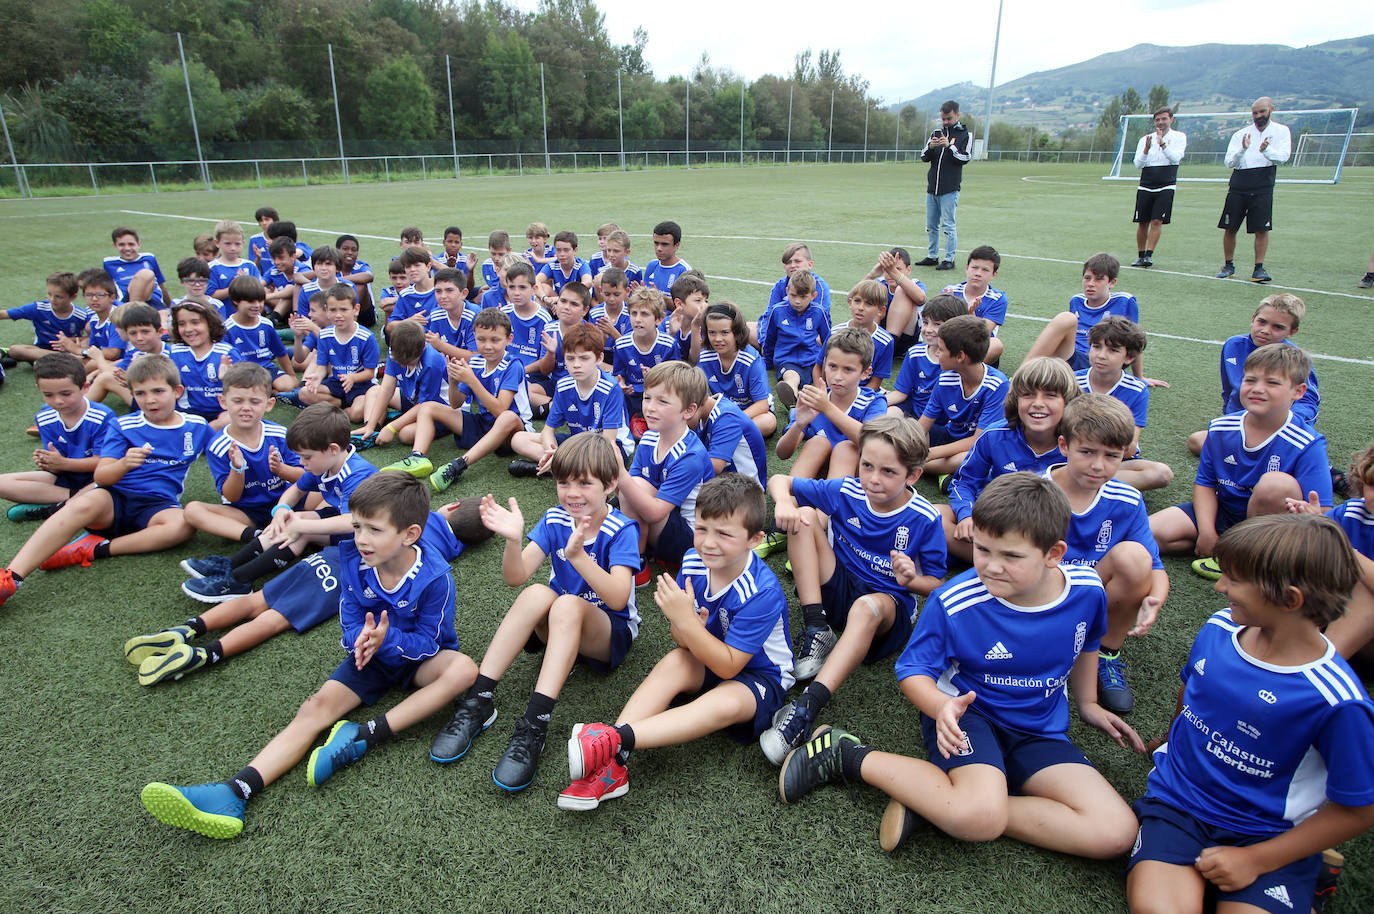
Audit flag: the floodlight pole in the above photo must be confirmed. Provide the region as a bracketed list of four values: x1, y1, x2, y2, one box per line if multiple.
[177, 33, 210, 190]
[327, 44, 348, 182]
[739, 81, 745, 166]
[685, 81, 690, 169]
[617, 70, 625, 170]
[540, 63, 550, 174]
[828, 90, 835, 163]
[863, 103, 869, 161]
[786, 85, 793, 163]
[980, 0, 1004, 159]
[0, 98, 27, 197]
[447, 54, 459, 178]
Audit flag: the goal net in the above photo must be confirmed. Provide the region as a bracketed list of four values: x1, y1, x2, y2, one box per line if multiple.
[1104, 107, 1359, 184]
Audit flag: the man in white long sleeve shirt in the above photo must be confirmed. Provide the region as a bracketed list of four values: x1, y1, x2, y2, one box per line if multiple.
[1217, 96, 1290, 283]
[1130, 107, 1186, 268]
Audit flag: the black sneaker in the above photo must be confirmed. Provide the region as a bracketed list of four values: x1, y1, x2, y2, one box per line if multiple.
[1359, 273, 1374, 289]
[430, 695, 497, 762]
[1313, 848, 1343, 913]
[1251, 266, 1272, 283]
[778, 725, 859, 804]
[1097, 651, 1134, 714]
[1216, 262, 1236, 279]
[759, 699, 815, 766]
[1332, 466, 1352, 499]
[879, 798, 927, 851]
[914, 257, 939, 267]
[180, 555, 234, 579]
[936, 260, 955, 271]
[1130, 256, 1148, 267]
[492, 717, 546, 791]
[507, 459, 540, 478]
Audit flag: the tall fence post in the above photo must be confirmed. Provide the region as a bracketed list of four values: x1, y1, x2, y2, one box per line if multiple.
[862, 102, 869, 163]
[739, 81, 745, 167]
[447, 54, 459, 178]
[617, 70, 625, 171]
[327, 44, 348, 183]
[540, 63, 550, 174]
[827, 90, 835, 163]
[0, 98, 27, 197]
[177, 33, 210, 190]
[684, 82, 690, 169]
[785, 84, 793, 164]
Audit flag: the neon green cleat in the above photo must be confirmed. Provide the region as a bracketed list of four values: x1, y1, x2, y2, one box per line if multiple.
[754, 531, 787, 559]
[381, 454, 433, 478]
[1191, 557, 1222, 581]
[141, 781, 245, 839]
[124, 625, 193, 665]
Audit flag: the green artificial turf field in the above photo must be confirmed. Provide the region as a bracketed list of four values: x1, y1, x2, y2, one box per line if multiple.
[0, 161, 1371, 912]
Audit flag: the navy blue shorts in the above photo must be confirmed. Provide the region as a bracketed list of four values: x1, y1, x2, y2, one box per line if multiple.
[918, 706, 1091, 794]
[96, 487, 182, 538]
[895, 398, 922, 419]
[648, 507, 694, 566]
[818, 558, 913, 664]
[454, 410, 511, 452]
[328, 653, 423, 706]
[523, 603, 635, 674]
[1176, 500, 1245, 536]
[526, 371, 555, 398]
[232, 501, 276, 531]
[52, 471, 93, 493]
[1128, 796, 1322, 914]
[321, 376, 372, 407]
[1067, 350, 1090, 372]
[625, 391, 643, 418]
[927, 425, 966, 448]
[774, 361, 811, 382]
[262, 546, 342, 633]
[698, 667, 786, 742]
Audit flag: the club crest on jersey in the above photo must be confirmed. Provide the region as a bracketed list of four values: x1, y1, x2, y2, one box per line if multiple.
[894, 526, 910, 551]
[1267, 455, 1281, 473]
[804, 318, 813, 331]
[1096, 520, 1113, 551]
[1258, 689, 1277, 704]
[735, 376, 745, 392]
[183, 431, 195, 455]
[1073, 621, 1087, 655]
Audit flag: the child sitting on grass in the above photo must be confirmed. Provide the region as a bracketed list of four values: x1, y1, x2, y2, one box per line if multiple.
[698, 302, 775, 438]
[557, 473, 792, 810]
[776, 328, 886, 481]
[140, 472, 479, 839]
[430, 434, 640, 792]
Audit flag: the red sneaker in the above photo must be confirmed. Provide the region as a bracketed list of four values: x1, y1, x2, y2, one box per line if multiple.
[0, 568, 16, 607]
[25, 426, 40, 438]
[629, 415, 648, 439]
[634, 565, 651, 587]
[557, 760, 628, 811]
[39, 533, 106, 571]
[567, 722, 621, 781]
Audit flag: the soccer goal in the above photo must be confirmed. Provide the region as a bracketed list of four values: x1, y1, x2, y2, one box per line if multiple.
[1104, 107, 1360, 184]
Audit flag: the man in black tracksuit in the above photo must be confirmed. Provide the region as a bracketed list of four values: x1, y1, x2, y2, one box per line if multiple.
[917, 100, 972, 271]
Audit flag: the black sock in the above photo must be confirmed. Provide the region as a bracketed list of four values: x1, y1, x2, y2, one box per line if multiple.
[801, 603, 826, 630]
[1137, 250, 1146, 258]
[362, 716, 392, 747]
[1364, 272, 1374, 282]
[614, 723, 635, 765]
[231, 544, 295, 582]
[523, 692, 557, 731]
[841, 741, 873, 782]
[471, 674, 499, 701]
[206, 640, 224, 664]
[1254, 262, 1264, 270]
[230, 539, 264, 569]
[185, 616, 208, 637]
[798, 682, 832, 714]
[1224, 259, 1235, 267]
[8, 571, 21, 586]
[92, 541, 112, 560]
[227, 765, 264, 801]
[1145, 250, 1153, 257]
[237, 526, 257, 544]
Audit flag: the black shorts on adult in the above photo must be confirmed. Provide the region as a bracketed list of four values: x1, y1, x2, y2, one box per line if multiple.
[1218, 190, 1273, 234]
[1133, 188, 1174, 224]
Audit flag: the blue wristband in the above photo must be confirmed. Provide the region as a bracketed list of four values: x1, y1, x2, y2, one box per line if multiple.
[271, 504, 291, 517]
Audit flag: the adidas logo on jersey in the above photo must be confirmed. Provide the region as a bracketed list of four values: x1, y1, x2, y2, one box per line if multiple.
[755, 682, 767, 700]
[1193, 658, 1206, 676]
[1002, 462, 1017, 472]
[848, 516, 863, 529]
[1224, 455, 1238, 465]
[985, 641, 1013, 660]
[947, 404, 959, 413]
[1226, 357, 1238, 365]
[1263, 885, 1292, 909]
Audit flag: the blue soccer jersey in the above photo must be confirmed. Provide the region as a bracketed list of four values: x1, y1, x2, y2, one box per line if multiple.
[295, 277, 355, 319]
[36, 400, 115, 486]
[315, 326, 380, 381]
[456, 354, 532, 428]
[895, 564, 1107, 735]
[825, 322, 895, 380]
[538, 259, 592, 294]
[426, 307, 475, 355]
[1052, 472, 1164, 571]
[225, 316, 289, 368]
[764, 304, 831, 370]
[296, 448, 377, 513]
[679, 549, 794, 690]
[947, 427, 1062, 522]
[1068, 292, 1139, 357]
[1144, 609, 1374, 836]
[479, 287, 507, 310]
[879, 275, 926, 308]
[629, 428, 715, 526]
[943, 281, 1009, 334]
[205, 259, 262, 301]
[894, 341, 941, 415]
[5, 300, 90, 348]
[527, 506, 642, 630]
[697, 396, 768, 491]
[503, 303, 553, 368]
[169, 341, 236, 415]
[97, 411, 212, 501]
[338, 511, 465, 664]
[249, 232, 270, 273]
[548, 371, 630, 445]
[103, 253, 166, 306]
[480, 258, 502, 290]
[1196, 411, 1333, 518]
[787, 386, 888, 447]
[264, 264, 306, 292]
[613, 332, 677, 394]
[594, 260, 642, 286]
[699, 346, 770, 412]
[1076, 368, 1149, 435]
[1219, 334, 1320, 426]
[642, 258, 692, 293]
[1331, 499, 1374, 559]
[589, 303, 632, 347]
[923, 365, 1010, 440]
[205, 420, 300, 511]
[791, 476, 947, 616]
[87, 315, 122, 352]
[386, 346, 448, 407]
[117, 339, 171, 370]
[389, 286, 437, 324]
[766, 272, 834, 317]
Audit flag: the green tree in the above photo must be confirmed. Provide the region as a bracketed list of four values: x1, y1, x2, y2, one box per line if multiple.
[358, 55, 436, 140]
[149, 58, 239, 141]
[3, 83, 72, 161]
[479, 29, 540, 140]
[1148, 84, 1171, 113]
[83, 0, 147, 75]
[235, 81, 317, 141]
[1120, 87, 1144, 115]
[47, 68, 150, 148]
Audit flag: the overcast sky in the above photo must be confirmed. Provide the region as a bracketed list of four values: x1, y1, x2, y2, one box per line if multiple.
[513, 0, 1368, 104]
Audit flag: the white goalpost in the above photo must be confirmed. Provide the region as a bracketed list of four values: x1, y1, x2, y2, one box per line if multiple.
[1104, 107, 1360, 184]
